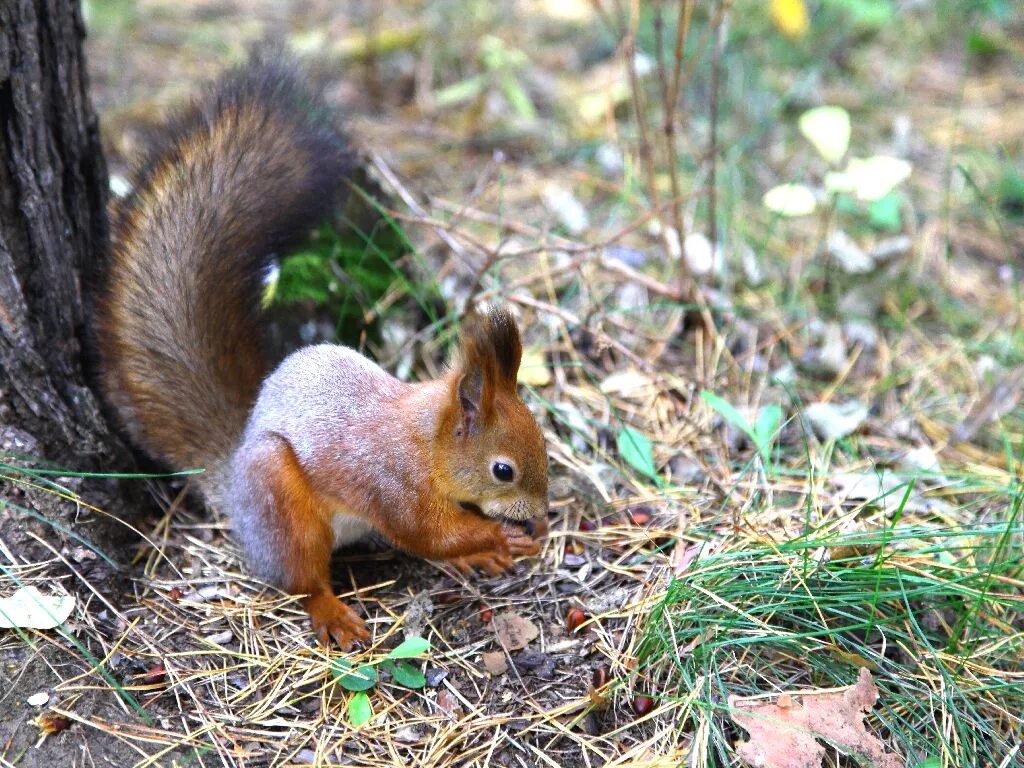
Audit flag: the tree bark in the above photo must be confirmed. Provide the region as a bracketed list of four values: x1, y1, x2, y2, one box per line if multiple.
[0, 0, 120, 468]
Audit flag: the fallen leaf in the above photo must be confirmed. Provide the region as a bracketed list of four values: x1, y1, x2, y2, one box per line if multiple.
[435, 688, 462, 718]
[0, 586, 75, 630]
[600, 370, 656, 396]
[518, 348, 552, 387]
[799, 106, 850, 164]
[482, 651, 508, 675]
[617, 427, 658, 481]
[830, 471, 950, 516]
[491, 611, 539, 650]
[831, 471, 905, 503]
[671, 542, 702, 575]
[729, 669, 904, 768]
[540, 0, 593, 21]
[763, 183, 818, 217]
[803, 401, 868, 441]
[825, 156, 912, 202]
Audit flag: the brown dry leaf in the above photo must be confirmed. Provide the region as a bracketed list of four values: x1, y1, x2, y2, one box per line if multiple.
[518, 347, 552, 387]
[670, 542, 702, 576]
[482, 651, 508, 675]
[729, 669, 904, 768]
[491, 611, 539, 650]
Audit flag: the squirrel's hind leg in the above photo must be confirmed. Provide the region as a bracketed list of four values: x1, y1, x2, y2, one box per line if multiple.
[231, 433, 370, 648]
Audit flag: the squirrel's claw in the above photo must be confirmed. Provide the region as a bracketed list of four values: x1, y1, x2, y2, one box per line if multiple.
[501, 524, 542, 557]
[446, 521, 545, 576]
[305, 592, 369, 649]
[448, 551, 514, 577]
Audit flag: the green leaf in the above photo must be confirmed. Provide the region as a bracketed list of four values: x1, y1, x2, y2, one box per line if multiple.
[347, 691, 373, 726]
[997, 168, 1024, 218]
[911, 758, 941, 768]
[385, 661, 427, 689]
[827, 0, 893, 30]
[499, 72, 537, 120]
[331, 659, 378, 692]
[752, 404, 783, 461]
[433, 74, 486, 107]
[616, 427, 657, 480]
[700, 391, 754, 439]
[868, 192, 903, 232]
[966, 29, 1002, 56]
[386, 636, 431, 659]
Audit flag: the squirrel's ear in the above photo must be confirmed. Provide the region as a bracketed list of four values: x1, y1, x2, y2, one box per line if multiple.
[455, 367, 486, 436]
[453, 307, 522, 435]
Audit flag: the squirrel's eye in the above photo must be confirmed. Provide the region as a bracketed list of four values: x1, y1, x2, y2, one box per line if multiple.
[492, 462, 515, 483]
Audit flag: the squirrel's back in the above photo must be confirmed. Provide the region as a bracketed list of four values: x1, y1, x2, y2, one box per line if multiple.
[97, 53, 353, 501]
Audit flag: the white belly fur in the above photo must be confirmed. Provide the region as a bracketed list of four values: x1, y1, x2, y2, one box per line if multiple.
[331, 511, 373, 548]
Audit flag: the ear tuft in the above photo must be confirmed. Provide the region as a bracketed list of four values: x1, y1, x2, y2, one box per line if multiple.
[459, 306, 522, 389]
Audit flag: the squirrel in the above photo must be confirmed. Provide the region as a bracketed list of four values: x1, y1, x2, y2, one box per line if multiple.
[96, 53, 550, 647]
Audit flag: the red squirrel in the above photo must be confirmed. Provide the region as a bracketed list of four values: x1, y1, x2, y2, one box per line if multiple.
[96, 53, 549, 647]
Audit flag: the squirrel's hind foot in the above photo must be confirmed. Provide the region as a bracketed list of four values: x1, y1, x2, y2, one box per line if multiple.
[304, 591, 369, 648]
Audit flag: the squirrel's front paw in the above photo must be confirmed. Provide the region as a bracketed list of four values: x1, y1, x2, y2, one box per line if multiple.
[448, 522, 544, 576]
[448, 550, 514, 577]
[501, 520, 543, 557]
[304, 592, 369, 648]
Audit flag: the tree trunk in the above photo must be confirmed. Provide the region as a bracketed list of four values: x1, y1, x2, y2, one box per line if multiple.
[0, 7, 145, 762]
[0, 0, 119, 467]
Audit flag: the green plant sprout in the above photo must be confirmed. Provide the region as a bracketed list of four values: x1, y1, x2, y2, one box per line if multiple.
[701, 390, 783, 470]
[331, 636, 432, 726]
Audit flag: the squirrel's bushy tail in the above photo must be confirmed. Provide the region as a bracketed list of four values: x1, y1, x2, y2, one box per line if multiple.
[98, 52, 352, 503]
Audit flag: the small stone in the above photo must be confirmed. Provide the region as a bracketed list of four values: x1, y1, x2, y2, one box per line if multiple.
[394, 725, 423, 743]
[204, 630, 234, 645]
[425, 668, 449, 688]
[614, 281, 649, 311]
[827, 229, 874, 273]
[838, 283, 883, 318]
[900, 445, 944, 483]
[771, 362, 797, 385]
[27, 692, 49, 707]
[739, 242, 765, 286]
[804, 401, 869, 440]
[595, 143, 624, 175]
[684, 233, 719, 276]
[869, 235, 912, 263]
[669, 456, 704, 484]
[843, 320, 879, 350]
[543, 185, 589, 235]
[817, 322, 848, 373]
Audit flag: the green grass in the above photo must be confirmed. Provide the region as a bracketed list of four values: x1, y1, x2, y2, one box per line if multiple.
[636, 477, 1024, 767]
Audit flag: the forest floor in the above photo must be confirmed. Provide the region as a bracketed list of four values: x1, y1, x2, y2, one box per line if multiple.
[2, 1, 1023, 767]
